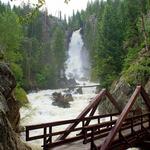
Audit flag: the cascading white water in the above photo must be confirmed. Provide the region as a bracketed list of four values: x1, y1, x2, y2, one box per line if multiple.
[65, 29, 90, 80]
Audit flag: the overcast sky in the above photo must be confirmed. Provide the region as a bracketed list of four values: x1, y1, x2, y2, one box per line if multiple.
[1, 0, 94, 18]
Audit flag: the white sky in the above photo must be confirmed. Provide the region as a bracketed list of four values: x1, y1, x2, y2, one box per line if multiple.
[1, 0, 94, 18]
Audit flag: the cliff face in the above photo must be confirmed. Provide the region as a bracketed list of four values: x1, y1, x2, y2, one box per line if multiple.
[110, 48, 150, 112]
[0, 63, 31, 150]
[98, 48, 150, 114]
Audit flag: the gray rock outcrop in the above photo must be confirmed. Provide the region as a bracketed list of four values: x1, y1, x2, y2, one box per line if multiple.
[52, 92, 73, 108]
[0, 63, 31, 150]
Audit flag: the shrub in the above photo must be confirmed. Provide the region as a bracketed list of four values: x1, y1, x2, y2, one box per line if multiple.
[14, 86, 29, 107]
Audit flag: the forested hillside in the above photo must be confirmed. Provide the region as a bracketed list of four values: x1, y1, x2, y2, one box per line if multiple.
[0, 0, 150, 104]
[69, 0, 150, 88]
[0, 1, 68, 93]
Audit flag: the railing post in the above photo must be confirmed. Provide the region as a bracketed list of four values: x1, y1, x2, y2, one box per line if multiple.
[141, 114, 143, 129]
[98, 117, 100, 131]
[43, 127, 47, 147]
[90, 128, 96, 150]
[131, 118, 134, 134]
[149, 114, 150, 128]
[26, 127, 29, 141]
[110, 115, 112, 127]
[119, 129, 122, 141]
[83, 128, 87, 144]
[82, 120, 85, 128]
[48, 126, 52, 144]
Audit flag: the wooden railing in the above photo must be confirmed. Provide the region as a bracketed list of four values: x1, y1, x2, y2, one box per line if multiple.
[26, 113, 119, 149]
[100, 85, 150, 150]
[83, 112, 150, 149]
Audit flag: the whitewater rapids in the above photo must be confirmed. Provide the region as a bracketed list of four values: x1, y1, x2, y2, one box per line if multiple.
[20, 82, 98, 148]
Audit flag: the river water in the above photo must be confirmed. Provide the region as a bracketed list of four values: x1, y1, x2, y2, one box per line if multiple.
[20, 29, 139, 150]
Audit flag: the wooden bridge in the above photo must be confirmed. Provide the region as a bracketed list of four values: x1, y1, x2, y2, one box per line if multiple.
[26, 85, 150, 150]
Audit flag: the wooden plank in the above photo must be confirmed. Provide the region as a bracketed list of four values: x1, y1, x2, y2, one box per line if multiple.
[100, 86, 141, 150]
[84, 120, 116, 130]
[84, 104, 99, 127]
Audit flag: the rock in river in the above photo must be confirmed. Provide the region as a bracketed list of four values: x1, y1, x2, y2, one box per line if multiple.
[52, 92, 74, 108]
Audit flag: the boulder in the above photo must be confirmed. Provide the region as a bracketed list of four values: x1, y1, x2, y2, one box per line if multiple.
[52, 92, 73, 108]
[64, 93, 74, 102]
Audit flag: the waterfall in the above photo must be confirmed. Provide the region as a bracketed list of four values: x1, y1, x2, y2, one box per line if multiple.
[65, 29, 91, 80]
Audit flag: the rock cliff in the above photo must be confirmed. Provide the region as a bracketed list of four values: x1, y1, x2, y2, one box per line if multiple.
[0, 63, 31, 150]
[99, 48, 150, 114]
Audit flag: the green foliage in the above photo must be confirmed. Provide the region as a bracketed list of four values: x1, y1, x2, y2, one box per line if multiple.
[36, 65, 57, 88]
[72, 0, 150, 88]
[124, 57, 150, 86]
[14, 86, 29, 107]
[123, 47, 141, 71]
[1, 0, 150, 91]
[0, 2, 67, 90]
[0, 8, 24, 88]
[0, 11, 22, 52]
[10, 63, 23, 84]
[11, 0, 45, 24]
[92, 0, 125, 87]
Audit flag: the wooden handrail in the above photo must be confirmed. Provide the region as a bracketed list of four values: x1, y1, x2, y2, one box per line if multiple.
[26, 113, 119, 131]
[26, 112, 119, 141]
[100, 85, 150, 150]
[83, 112, 150, 147]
